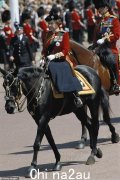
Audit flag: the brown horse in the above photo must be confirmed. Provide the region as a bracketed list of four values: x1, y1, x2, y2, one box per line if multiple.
[70, 40, 112, 91]
[69, 40, 119, 148]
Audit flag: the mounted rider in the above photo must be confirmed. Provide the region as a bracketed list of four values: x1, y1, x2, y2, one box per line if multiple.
[92, 0, 120, 93]
[42, 11, 83, 108]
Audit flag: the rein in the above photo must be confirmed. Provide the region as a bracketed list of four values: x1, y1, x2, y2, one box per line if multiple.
[16, 66, 49, 112]
[17, 75, 42, 112]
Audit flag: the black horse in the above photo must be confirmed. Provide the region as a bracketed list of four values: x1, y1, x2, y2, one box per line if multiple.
[0, 65, 116, 177]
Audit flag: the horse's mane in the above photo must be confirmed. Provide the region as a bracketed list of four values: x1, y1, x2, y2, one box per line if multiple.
[18, 67, 43, 80]
[96, 42, 115, 67]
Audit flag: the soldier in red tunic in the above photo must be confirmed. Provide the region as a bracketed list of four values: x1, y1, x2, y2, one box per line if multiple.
[84, 0, 96, 43]
[1, 10, 14, 70]
[93, 0, 120, 93]
[43, 12, 83, 108]
[68, 1, 85, 44]
[37, 6, 49, 48]
[21, 10, 38, 64]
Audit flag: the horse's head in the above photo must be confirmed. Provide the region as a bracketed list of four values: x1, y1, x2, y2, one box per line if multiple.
[0, 68, 20, 114]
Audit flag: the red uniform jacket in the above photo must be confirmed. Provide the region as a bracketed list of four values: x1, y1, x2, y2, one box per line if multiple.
[86, 8, 95, 26]
[38, 19, 49, 44]
[23, 23, 34, 44]
[94, 12, 120, 54]
[71, 10, 81, 30]
[3, 25, 14, 45]
[43, 31, 77, 66]
[39, 20, 48, 32]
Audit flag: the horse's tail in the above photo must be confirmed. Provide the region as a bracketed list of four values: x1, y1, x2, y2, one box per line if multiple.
[100, 86, 111, 120]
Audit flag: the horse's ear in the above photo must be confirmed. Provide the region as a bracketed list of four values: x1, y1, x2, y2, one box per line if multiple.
[0, 67, 7, 76]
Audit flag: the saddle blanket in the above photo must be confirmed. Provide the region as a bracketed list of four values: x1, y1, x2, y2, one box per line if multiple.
[51, 70, 95, 99]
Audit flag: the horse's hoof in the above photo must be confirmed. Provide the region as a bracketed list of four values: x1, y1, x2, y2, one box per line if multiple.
[96, 148, 103, 158]
[76, 142, 85, 149]
[111, 133, 119, 143]
[75, 140, 86, 149]
[25, 166, 37, 178]
[53, 162, 62, 171]
[86, 156, 95, 165]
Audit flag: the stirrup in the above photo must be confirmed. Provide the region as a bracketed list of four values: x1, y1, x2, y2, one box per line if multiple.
[74, 97, 83, 108]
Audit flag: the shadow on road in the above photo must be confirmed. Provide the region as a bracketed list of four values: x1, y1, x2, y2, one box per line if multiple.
[100, 117, 120, 125]
[9, 136, 112, 156]
[0, 161, 86, 177]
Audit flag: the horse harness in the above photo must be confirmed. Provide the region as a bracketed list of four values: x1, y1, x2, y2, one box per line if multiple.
[4, 73, 22, 103]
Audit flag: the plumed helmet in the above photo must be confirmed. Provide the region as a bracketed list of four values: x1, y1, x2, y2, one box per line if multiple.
[1, 10, 11, 23]
[45, 12, 62, 22]
[93, 0, 113, 9]
[21, 9, 31, 22]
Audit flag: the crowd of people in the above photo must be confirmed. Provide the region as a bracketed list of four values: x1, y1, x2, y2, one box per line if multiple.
[0, 0, 120, 95]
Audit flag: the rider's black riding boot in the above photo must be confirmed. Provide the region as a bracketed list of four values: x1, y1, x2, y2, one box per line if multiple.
[73, 92, 83, 108]
[109, 67, 120, 93]
[112, 79, 120, 93]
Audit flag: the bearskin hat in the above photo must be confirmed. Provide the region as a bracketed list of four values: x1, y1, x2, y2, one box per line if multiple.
[1, 10, 11, 23]
[93, 0, 113, 9]
[68, 0, 75, 12]
[37, 6, 45, 17]
[45, 12, 62, 22]
[84, 0, 92, 9]
[21, 9, 31, 23]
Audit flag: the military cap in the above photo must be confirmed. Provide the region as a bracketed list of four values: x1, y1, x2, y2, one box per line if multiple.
[14, 22, 23, 31]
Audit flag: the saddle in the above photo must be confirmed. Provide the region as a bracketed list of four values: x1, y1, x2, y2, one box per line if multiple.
[51, 70, 95, 99]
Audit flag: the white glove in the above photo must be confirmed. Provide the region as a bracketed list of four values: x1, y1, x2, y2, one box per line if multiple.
[39, 59, 45, 68]
[97, 38, 105, 45]
[47, 55, 55, 61]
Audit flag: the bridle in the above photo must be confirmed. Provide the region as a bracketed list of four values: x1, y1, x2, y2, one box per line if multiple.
[4, 74, 19, 102]
[4, 69, 47, 113]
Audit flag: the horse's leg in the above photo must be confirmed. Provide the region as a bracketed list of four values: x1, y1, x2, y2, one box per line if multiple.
[101, 94, 119, 143]
[45, 125, 62, 171]
[86, 104, 103, 165]
[25, 115, 49, 178]
[103, 114, 119, 143]
[75, 106, 100, 165]
[100, 89, 120, 143]
[76, 105, 87, 149]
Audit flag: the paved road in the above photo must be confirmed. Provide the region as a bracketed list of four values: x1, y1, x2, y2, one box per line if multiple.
[0, 69, 120, 180]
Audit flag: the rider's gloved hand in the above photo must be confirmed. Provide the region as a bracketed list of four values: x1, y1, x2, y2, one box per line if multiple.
[47, 55, 55, 61]
[97, 38, 105, 45]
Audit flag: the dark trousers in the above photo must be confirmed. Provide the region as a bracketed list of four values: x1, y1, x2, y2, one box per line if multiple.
[72, 29, 83, 44]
